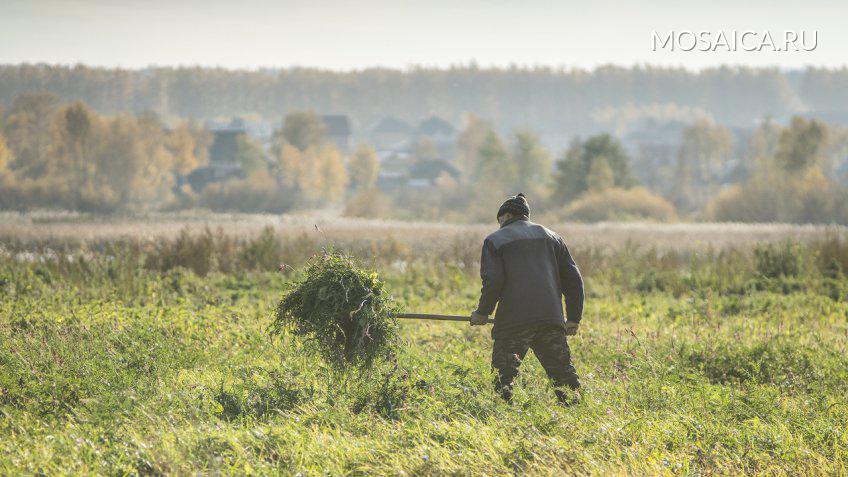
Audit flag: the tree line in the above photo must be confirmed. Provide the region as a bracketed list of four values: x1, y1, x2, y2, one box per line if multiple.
[1, 91, 847, 224]
[0, 92, 207, 212]
[3, 64, 848, 134]
[0, 93, 357, 213]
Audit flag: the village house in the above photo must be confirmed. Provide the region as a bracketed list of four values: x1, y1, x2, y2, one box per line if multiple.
[185, 121, 248, 192]
[321, 115, 352, 154]
[369, 115, 460, 190]
[368, 116, 414, 152]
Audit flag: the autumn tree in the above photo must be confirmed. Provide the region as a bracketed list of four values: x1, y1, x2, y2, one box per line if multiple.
[455, 115, 492, 181]
[298, 144, 349, 204]
[344, 143, 386, 218]
[270, 110, 338, 202]
[744, 117, 781, 179]
[476, 131, 513, 190]
[53, 101, 102, 195]
[673, 119, 734, 210]
[0, 94, 203, 211]
[279, 111, 326, 151]
[133, 112, 182, 207]
[0, 132, 12, 180]
[348, 143, 380, 191]
[775, 116, 827, 173]
[0, 131, 22, 209]
[166, 122, 205, 176]
[273, 141, 303, 188]
[2, 92, 60, 178]
[234, 134, 267, 174]
[77, 112, 170, 210]
[510, 131, 552, 197]
[270, 113, 350, 205]
[585, 157, 615, 192]
[554, 134, 634, 203]
[95, 116, 143, 209]
[708, 116, 848, 224]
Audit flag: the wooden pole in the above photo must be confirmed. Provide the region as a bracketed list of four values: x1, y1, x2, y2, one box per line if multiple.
[393, 313, 494, 324]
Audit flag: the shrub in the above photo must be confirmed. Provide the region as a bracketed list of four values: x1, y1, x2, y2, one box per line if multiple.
[146, 228, 220, 276]
[0, 177, 84, 211]
[563, 187, 676, 222]
[269, 252, 399, 371]
[199, 171, 294, 213]
[811, 231, 848, 277]
[753, 241, 804, 278]
[707, 171, 848, 224]
[686, 336, 822, 388]
[239, 226, 282, 271]
[343, 188, 392, 218]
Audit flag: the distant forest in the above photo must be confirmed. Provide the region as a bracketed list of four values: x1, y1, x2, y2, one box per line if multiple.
[2, 64, 848, 134]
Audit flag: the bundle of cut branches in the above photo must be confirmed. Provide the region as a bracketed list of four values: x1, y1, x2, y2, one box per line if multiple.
[270, 252, 399, 370]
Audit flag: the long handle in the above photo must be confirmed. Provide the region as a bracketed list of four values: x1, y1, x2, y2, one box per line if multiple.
[394, 313, 494, 324]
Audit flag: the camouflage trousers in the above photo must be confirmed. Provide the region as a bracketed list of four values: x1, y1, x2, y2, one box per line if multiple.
[491, 323, 580, 403]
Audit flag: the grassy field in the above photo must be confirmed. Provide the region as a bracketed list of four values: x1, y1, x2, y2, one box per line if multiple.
[1, 215, 848, 475]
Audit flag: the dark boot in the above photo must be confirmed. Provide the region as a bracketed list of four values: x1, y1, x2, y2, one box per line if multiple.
[554, 389, 580, 407]
[496, 381, 514, 403]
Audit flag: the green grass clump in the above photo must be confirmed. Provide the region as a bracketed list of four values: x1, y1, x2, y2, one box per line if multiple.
[269, 252, 399, 370]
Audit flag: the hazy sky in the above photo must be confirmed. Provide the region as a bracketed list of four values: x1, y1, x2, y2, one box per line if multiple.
[1, 0, 845, 70]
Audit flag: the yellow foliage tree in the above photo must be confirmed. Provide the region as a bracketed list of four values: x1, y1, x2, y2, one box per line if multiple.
[48, 102, 113, 209]
[166, 123, 203, 176]
[319, 144, 349, 203]
[348, 143, 379, 191]
[585, 156, 614, 192]
[0, 134, 14, 204]
[135, 114, 179, 207]
[299, 144, 349, 204]
[2, 92, 59, 179]
[707, 167, 848, 224]
[0, 133, 12, 176]
[274, 141, 303, 188]
[708, 116, 847, 224]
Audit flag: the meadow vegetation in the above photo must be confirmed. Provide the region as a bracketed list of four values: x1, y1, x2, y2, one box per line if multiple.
[1, 219, 847, 474]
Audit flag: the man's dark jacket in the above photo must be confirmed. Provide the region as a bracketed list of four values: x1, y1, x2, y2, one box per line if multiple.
[474, 216, 584, 338]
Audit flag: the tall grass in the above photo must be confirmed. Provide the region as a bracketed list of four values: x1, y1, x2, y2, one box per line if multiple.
[1, 218, 847, 474]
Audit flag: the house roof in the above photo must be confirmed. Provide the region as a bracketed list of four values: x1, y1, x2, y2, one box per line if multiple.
[369, 116, 413, 134]
[410, 159, 459, 181]
[321, 115, 351, 136]
[209, 129, 244, 162]
[417, 116, 455, 136]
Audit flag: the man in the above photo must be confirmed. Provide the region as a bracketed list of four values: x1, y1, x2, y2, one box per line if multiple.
[470, 193, 584, 405]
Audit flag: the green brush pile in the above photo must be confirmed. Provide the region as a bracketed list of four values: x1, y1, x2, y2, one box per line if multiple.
[270, 252, 400, 370]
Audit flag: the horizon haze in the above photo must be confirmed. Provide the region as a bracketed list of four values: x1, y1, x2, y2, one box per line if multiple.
[1, 0, 845, 71]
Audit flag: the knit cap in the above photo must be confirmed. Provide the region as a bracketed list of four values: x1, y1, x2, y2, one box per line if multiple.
[497, 193, 530, 219]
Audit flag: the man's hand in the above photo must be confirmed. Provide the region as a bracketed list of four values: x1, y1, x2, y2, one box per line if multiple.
[564, 321, 580, 336]
[470, 311, 488, 326]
